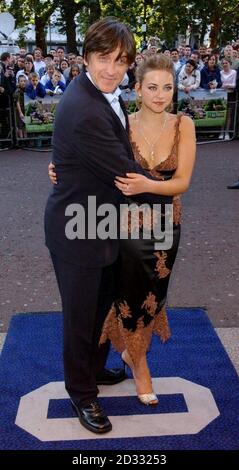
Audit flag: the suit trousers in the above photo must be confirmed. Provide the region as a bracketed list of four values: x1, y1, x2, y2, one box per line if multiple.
[51, 253, 116, 406]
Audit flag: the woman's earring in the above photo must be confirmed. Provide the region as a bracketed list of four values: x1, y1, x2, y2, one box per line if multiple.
[136, 94, 142, 109]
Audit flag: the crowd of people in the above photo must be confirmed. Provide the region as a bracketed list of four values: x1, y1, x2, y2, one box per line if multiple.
[0, 39, 239, 144]
[0, 47, 83, 142]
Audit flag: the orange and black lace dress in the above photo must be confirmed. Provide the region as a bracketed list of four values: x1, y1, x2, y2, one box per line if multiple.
[100, 114, 182, 365]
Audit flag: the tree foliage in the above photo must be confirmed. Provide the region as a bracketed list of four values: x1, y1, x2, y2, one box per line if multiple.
[191, 0, 239, 47]
[9, 0, 58, 53]
[0, 1, 8, 13]
[5, 0, 239, 53]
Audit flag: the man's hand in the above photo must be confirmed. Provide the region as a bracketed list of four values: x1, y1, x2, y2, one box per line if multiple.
[115, 173, 151, 196]
[48, 162, 57, 184]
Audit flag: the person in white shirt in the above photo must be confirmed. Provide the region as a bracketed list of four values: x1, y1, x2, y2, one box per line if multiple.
[40, 64, 66, 86]
[171, 49, 183, 73]
[178, 59, 201, 93]
[219, 58, 237, 140]
[33, 47, 46, 75]
[220, 58, 237, 89]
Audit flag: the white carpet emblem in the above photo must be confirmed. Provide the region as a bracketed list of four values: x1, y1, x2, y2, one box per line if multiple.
[15, 377, 220, 441]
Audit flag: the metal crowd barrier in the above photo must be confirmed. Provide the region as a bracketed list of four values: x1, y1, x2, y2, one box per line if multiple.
[193, 89, 238, 144]
[0, 89, 239, 150]
[122, 88, 239, 144]
[0, 96, 14, 150]
[13, 93, 53, 151]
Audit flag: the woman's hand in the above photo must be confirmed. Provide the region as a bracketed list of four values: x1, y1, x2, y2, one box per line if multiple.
[48, 162, 57, 184]
[115, 173, 151, 196]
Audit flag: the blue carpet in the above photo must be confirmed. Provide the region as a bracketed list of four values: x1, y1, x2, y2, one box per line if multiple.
[0, 308, 238, 450]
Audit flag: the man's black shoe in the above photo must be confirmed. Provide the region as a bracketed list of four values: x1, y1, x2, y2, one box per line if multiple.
[71, 400, 112, 434]
[96, 367, 127, 385]
[227, 180, 239, 189]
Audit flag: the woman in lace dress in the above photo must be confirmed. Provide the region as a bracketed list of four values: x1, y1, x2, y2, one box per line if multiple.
[100, 54, 196, 405]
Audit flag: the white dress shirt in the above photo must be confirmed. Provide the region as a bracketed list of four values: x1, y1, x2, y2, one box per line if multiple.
[220, 69, 236, 88]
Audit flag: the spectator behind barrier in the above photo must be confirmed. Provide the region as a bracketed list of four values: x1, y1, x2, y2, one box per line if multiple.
[45, 70, 66, 95]
[60, 59, 69, 75]
[25, 72, 46, 99]
[38, 53, 54, 78]
[41, 64, 65, 86]
[40, 64, 56, 86]
[66, 64, 81, 87]
[63, 54, 77, 80]
[14, 55, 26, 76]
[220, 58, 237, 89]
[221, 45, 239, 70]
[178, 59, 201, 93]
[0, 52, 16, 95]
[16, 58, 36, 84]
[33, 47, 46, 74]
[13, 75, 27, 138]
[200, 54, 222, 91]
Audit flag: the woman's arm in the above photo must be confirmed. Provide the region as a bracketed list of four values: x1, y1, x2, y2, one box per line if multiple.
[115, 115, 196, 197]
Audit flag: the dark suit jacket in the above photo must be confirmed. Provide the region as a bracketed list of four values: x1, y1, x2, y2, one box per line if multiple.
[45, 71, 172, 267]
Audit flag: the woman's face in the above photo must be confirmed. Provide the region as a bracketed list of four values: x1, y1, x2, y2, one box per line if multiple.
[185, 63, 194, 74]
[222, 60, 230, 71]
[24, 61, 33, 71]
[60, 60, 68, 71]
[135, 54, 143, 64]
[17, 57, 25, 69]
[208, 56, 216, 68]
[53, 72, 61, 82]
[71, 67, 80, 78]
[137, 69, 174, 114]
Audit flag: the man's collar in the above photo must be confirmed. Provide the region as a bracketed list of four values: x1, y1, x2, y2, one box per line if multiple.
[85, 71, 121, 104]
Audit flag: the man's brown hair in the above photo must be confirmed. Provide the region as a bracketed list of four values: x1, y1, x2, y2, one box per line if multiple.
[83, 17, 136, 65]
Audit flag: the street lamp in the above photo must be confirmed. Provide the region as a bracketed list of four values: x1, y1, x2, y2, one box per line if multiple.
[48, 14, 57, 50]
[141, 22, 147, 42]
[141, 1, 161, 45]
[142, 0, 147, 42]
[236, 21, 239, 39]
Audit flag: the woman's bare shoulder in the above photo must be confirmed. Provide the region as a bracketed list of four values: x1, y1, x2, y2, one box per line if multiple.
[179, 113, 195, 129]
[178, 114, 196, 142]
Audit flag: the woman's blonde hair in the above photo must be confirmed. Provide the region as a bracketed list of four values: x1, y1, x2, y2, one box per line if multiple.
[135, 53, 175, 85]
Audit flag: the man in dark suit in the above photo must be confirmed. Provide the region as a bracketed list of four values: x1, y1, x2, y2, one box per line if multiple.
[45, 17, 171, 434]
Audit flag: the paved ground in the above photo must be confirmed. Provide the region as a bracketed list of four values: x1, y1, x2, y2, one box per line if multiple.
[0, 141, 239, 334]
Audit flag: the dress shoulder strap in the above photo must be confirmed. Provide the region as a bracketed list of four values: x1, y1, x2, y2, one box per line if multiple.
[172, 112, 183, 148]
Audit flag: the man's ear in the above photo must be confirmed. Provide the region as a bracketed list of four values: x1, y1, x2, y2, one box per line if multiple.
[83, 56, 88, 66]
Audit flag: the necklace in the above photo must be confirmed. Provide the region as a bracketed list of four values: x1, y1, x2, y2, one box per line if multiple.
[137, 112, 168, 167]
